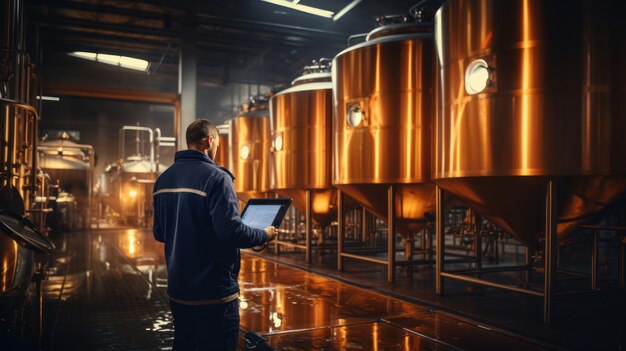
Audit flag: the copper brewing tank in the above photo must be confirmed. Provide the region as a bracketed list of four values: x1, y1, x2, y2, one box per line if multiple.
[270, 60, 337, 226]
[216, 123, 230, 169]
[434, 0, 626, 246]
[333, 19, 435, 232]
[229, 95, 272, 202]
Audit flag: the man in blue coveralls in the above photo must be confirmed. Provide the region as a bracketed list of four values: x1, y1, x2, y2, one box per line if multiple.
[153, 119, 277, 350]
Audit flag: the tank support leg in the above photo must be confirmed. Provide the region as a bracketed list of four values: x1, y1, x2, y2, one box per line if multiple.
[475, 214, 483, 271]
[361, 207, 369, 243]
[619, 238, 626, 289]
[436, 186, 445, 295]
[305, 189, 312, 265]
[387, 185, 396, 284]
[525, 247, 533, 283]
[544, 180, 557, 325]
[592, 229, 598, 290]
[337, 190, 344, 272]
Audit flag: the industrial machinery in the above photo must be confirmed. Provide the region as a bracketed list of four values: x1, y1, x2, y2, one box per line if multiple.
[38, 132, 94, 230]
[270, 59, 343, 261]
[271, 59, 336, 226]
[332, 6, 437, 281]
[216, 123, 230, 169]
[433, 0, 626, 323]
[229, 94, 272, 203]
[100, 126, 173, 225]
[1, 0, 55, 345]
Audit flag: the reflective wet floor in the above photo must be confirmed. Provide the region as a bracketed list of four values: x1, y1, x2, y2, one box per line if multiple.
[35, 228, 555, 350]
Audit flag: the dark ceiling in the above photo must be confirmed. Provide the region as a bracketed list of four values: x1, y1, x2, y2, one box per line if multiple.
[28, 0, 423, 86]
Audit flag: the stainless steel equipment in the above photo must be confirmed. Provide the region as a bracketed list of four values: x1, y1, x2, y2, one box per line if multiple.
[229, 95, 272, 203]
[333, 10, 436, 282]
[1, 0, 54, 344]
[433, 0, 626, 324]
[433, 0, 626, 247]
[333, 16, 435, 233]
[270, 59, 336, 226]
[38, 133, 94, 230]
[100, 126, 171, 225]
[216, 123, 230, 169]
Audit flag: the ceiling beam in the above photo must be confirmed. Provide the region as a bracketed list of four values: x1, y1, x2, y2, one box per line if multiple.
[43, 82, 179, 104]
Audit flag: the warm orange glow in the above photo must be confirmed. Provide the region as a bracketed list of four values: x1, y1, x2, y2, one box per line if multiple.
[373, 322, 379, 351]
[481, 32, 493, 50]
[373, 47, 382, 177]
[312, 192, 332, 214]
[520, 0, 531, 172]
[127, 229, 136, 257]
[405, 41, 415, 180]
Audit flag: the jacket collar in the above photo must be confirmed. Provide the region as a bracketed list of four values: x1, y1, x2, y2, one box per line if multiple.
[174, 149, 236, 180]
[175, 149, 215, 165]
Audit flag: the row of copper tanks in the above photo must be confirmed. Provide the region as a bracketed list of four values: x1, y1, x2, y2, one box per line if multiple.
[221, 0, 626, 246]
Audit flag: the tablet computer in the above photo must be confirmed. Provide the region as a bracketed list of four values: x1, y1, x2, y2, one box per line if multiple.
[241, 198, 292, 230]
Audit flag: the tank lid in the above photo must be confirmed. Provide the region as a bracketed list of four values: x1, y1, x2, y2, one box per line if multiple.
[0, 210, 55, 254]
[292, 72, 331, 85]
[217, 123, 230, 135]
[365, 1, 440, 41]
[237, 94, 270, 118]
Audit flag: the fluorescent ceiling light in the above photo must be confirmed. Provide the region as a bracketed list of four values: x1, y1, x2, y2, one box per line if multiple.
[262, 0, 334, 18]
[36, 95, 60, 101]
[96, 53, 120, 65]
[69, 51, 97, 60]
[69, 51, 150, 72]
[333, 0, 362, 21]
[119, 56, 150, 71]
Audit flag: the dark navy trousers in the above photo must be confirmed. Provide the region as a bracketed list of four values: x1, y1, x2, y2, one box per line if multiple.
[169, 299, 240, 351]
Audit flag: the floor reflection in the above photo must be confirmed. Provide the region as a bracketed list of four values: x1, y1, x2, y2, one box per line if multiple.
[40, 228, 549, 350]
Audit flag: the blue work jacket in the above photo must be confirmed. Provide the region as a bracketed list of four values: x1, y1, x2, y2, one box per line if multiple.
[153, 149, 268, 302]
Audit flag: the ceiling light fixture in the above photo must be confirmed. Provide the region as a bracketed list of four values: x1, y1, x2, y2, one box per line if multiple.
[333, 0, 363, 21]
[69, 51, 150, 72]
[36, 96, 60, 101]
[261, 0, 334, 18]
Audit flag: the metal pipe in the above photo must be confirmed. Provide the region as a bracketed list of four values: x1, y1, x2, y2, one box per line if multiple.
[7, 103, 16, 187]
[556, 269, 590, 278]
[154, 128, 161, 173]
[420, 227, 426, 260]
[337, 190, 344, 271]
[441, 272, 545, 298]
[436, 185, 445, 295]
[580, 225, 626, 231]
[544, 179, 557, 325]
[525, 247, 532, 283]
[275, 241, 307, 250]
[340, 252, 387, 265]
[592, 230, 598, 290]
[387, 185, 396, 284]
[361, 207, 368, 242]
[619, 237, 626, 289]
[305, 189, 312, 264]
[1, 104, 6, 175]
[446, 265, 531, 275]
[475, 213, 482, 270]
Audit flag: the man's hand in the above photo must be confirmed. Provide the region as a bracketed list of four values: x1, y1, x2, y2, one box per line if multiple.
[264, 226, 277, 242]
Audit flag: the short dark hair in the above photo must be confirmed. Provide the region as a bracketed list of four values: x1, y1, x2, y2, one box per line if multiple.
[186, 119, 219, 147]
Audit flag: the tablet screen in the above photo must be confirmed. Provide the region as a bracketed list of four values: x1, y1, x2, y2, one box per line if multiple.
[240, 198, 292, 230]
[242, 204, 282, 229]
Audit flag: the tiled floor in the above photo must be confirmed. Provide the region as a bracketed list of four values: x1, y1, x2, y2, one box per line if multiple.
[35, 227, 557, 350]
